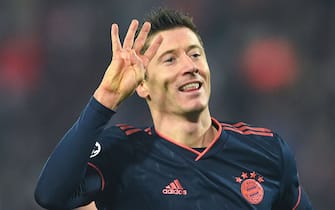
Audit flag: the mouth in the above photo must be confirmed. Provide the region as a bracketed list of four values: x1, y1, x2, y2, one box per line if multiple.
[178, 81, 202, 92]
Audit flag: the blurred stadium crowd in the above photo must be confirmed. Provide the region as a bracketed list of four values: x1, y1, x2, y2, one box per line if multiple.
[0, 0, 334, 209]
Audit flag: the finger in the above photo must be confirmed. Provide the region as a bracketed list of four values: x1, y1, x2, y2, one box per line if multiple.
[121, 49, 132, 66]
[111, 24, 122, 53]
[129, 50, 146, 83]
[133, 21, 151, 54]
[123, 19, 139, 49]
[144, 35, 163, 61]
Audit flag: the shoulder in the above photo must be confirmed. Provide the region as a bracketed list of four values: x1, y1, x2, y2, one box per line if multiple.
[89, 124, 154, 162]
[93, 123, 154, 154]
[218, 120, 295, 162]
[218, 121, 295, 174]
[218, 120, 287, 153]
[99, 123, 153, 140]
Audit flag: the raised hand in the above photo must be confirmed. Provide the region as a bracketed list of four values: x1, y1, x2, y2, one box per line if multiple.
[93, 20, 162, 110]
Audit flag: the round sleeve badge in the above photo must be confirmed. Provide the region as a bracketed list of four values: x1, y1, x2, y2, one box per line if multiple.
[90, 142, 101, 158]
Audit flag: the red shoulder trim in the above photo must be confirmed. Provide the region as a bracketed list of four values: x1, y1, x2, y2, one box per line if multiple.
[144, 127, 152, 135]
[221, 122, 274, 137]
[116, 124, 151, 136]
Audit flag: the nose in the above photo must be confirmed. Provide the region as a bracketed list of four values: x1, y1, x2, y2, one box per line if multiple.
[181, 53, 199, 74]
[192, 68, 199, 74]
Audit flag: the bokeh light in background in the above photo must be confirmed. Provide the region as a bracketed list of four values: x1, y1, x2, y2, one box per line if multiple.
[0, 0, 334, 209]
[241, 37, 299, 93]
[0, 36, 43, 94]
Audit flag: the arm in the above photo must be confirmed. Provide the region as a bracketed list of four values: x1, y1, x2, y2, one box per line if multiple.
[34, 20, 162, 209]
[34, 98, 114, 209]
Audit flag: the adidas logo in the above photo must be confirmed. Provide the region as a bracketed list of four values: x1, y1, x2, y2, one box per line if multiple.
[162, 179, 187, 195]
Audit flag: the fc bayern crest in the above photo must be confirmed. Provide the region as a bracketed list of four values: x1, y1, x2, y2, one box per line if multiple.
[235, 171, 264, 204]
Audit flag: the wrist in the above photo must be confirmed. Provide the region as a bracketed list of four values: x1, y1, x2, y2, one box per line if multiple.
[93, 87, 121, 111]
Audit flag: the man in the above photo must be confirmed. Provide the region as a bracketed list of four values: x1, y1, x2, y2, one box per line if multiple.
[35, 8, 313, 209]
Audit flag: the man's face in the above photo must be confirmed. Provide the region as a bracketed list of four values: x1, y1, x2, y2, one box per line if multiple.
[138, 27, 211, 116]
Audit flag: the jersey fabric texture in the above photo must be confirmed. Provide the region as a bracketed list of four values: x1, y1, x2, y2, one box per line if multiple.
[35, 97, 313, 210]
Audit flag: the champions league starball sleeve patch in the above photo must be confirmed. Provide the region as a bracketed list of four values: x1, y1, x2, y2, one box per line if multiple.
[90, 142, 102, 158]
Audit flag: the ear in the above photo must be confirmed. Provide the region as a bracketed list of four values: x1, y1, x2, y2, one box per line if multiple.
[136, 81, 150, 99]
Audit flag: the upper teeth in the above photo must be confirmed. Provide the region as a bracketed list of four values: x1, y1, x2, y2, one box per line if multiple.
[180, 82, 200, 91]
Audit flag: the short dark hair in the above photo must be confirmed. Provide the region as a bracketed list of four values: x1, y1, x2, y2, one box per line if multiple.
[140, 8, 203, 53]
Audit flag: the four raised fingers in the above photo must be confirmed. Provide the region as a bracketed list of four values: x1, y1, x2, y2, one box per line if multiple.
[111, 19, 162, 66]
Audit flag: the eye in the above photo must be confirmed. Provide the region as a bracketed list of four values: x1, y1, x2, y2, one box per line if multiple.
[191, 53, 201, 59]
[188, 49, 202, 59]
[164, 57, 175, 64]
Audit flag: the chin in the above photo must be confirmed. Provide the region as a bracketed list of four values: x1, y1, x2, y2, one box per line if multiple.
[183, 103, 208, 114]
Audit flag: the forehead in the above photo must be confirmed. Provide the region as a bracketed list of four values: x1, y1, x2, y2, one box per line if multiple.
[150, 27, 203, 55]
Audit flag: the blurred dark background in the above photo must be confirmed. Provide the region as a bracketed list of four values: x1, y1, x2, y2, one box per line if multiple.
[0, 0, 334, 209]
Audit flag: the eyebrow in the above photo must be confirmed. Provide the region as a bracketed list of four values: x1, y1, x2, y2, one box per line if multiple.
[156, 44, 203, 63]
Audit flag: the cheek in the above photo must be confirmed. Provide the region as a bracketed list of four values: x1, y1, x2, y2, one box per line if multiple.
[146, 75, 170, 96]
[147, 69, 175, 89]
[200, 66, 211, 81]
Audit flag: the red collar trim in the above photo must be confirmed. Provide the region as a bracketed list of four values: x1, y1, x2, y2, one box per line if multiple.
[154, 117, 222, 161]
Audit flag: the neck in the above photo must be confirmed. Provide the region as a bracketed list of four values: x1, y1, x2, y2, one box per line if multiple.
[152, 108, 216, 148]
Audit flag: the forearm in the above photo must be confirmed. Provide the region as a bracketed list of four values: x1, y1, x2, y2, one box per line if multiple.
[35, 97, 115, 209]
[93, 85, 123, 110]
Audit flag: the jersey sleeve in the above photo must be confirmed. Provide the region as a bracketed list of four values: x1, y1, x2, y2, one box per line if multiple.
[84, 126, 131, 194]
[273, 134, 313, 210]
[34, 97, 115, 209]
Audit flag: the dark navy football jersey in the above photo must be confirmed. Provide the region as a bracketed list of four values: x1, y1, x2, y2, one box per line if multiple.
[87, 108, 311, 209]
[34, 97, 313, 210]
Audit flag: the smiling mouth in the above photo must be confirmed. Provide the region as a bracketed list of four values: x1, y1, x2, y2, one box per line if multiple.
[179, 82, 202, 92]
